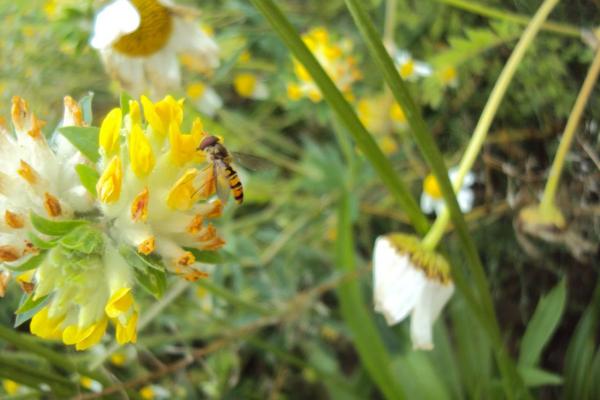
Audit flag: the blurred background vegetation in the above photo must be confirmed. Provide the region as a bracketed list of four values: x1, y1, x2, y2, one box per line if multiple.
[0, 0, 599, 398]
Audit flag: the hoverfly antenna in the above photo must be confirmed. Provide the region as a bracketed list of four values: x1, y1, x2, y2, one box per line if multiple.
[198, 135, 218, 151]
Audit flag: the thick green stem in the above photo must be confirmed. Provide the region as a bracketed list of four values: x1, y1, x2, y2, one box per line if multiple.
[422, 0, 561, 250]
[539, 44, 600, 212]
[437, 0, 579, 37]
[249, 0, 430, 235]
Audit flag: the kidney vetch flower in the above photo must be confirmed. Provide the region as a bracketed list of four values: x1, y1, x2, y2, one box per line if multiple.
[0, 95, 227, 351]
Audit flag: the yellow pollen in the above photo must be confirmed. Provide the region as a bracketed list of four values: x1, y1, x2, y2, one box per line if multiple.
[400, 60, 415, 79]
[43, 193, 62, 217]
[423, 173, 443, 199]
[187, 215, 204, 234]
[233, 73, 258, 98]
[112, 0, 173, 57]
[138, 237, 155, 255]
[11, 96, 29, 132]
[99, 108, 122, 155]
[97, 156, 123, 204]
[131, 187, 150, 222]
[0, 245, 20, 262]
[64, 96, 84, 126]
[27, 114, 46, 139]
[177, 251, 195, 266]
[4, 210, 24, 229]
[17, 160, 37, 185]
[186, 82, 206, 100]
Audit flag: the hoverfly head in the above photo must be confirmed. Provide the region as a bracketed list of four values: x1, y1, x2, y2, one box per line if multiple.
[198, 135, 219, 151]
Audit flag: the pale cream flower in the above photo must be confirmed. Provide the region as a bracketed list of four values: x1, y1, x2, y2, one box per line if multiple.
[90, 0, 219, 98]
[420, 167, 475, 215]
[373, 234, 454, 350]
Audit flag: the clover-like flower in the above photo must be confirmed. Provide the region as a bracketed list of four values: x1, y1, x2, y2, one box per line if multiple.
[288, 27, 362, 102]
[373, 233, 454, 350]
[1, 95, 226, 351]
[357, 94, 407, 155]
[90, 0, 219, 98]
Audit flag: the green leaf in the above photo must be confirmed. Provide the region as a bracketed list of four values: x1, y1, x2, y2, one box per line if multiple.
[134, 266, 167, 300]
[79, 92, 94, 125]
[518, 366, 563, 387]
[334, 191, 406, 400]
[518, 279, 567, 367]
[14, 294, 49, 328]
[5, 252, 46, 272]
[30, 212, 87, 237]
[75, 164, 99, 197]
[58, 225, 104, 255]
[57, 126, 100, 163]
[120, 92, 133, 115]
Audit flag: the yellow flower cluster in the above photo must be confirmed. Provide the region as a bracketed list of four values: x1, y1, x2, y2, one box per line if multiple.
[288, 27, 362, 102]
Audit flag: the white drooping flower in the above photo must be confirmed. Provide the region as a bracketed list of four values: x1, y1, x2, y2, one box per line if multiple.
[373, 234, 454, 350]
[90, 0, 219, 98]
[420, 167, 476, 215]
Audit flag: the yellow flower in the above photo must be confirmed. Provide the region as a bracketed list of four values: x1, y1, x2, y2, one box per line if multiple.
[99, 107, 122, 155]
[97, 155, 123, 204]
[2, 380, 19, 395]
[129, 123, 155, 178]
[289, 27, 362, 102]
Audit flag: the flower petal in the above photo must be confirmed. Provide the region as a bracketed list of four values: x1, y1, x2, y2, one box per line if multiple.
[90, 0, 141, 49]
[410, 281, 454, 350]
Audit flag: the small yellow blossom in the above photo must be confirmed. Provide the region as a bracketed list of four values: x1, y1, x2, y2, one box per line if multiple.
[97, 156, 123, 204]
[99, 108, 122, 155]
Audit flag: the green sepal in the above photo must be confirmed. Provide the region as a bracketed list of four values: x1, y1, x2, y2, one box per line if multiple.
[120, 92, 133, 115]
[57, 126, 100, 163]
[119, 246, 166, 299]
[186, 248, 228, 264]
[30, 212, 87, 237]
[5, 252, 46, 273]
[14, 294, 50, 328]
[28, 232, 58, 250]
[75, 164, 99, 197]
[58, 225, 104, 255]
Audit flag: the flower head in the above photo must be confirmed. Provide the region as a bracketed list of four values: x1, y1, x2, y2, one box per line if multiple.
[233, 51, 269, 101]
[373, 233, 454, 350]
[420, 167, 475, 215]
[288, 27, 362, 102]
[357, 94, 407, 155]
[1, 96, 227, 351]
[90, 0, 220, 98]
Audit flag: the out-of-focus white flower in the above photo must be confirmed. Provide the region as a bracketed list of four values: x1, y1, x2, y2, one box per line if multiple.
[186, 82, 223, 117]
[393, 49, 432, 81]
[420, 167, 475, 215]
[373, 234, 454, 350]
[90, 0, 219, 98]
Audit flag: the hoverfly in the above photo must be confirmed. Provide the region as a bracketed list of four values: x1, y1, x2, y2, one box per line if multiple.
[197, 135, 244, 204]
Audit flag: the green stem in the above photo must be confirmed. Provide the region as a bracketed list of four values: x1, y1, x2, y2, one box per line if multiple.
[437, 0, 579, 38]
[249, 0, 430, 235]
[336, 190, 406, 400]
[539, 44, 600, 212]
[422, 0, 561, 250]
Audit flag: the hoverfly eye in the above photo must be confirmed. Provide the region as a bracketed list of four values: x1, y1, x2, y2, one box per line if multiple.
[198, 135, 218, 150]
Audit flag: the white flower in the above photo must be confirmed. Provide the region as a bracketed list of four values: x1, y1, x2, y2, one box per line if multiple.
[0, 97, 93, 264]
[90, 0, 219, 98]
[186, 82, 223, 117]
[420, 167, 475, 215]
[373, 234, 454, 350]
[393, 49, 432, 81]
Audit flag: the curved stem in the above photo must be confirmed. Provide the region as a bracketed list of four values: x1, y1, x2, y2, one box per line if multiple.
[540, 44, 600, 212]
[422, 0, 562, 250]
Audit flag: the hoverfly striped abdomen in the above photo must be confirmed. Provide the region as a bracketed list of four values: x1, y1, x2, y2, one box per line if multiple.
[224, 165, 244, 204]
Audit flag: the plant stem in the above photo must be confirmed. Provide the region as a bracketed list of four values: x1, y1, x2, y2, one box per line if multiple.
[437, 0, 579, 38]
[249, 0, 431, 235]
[539, 44, 600, 212]
[422, 0, 561, 250]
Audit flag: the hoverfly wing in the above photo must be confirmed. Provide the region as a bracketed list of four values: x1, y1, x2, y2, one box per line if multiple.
[192, 164, 217, 200]
[231, 151, 272, 172]
[214, 160, 232, 203]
